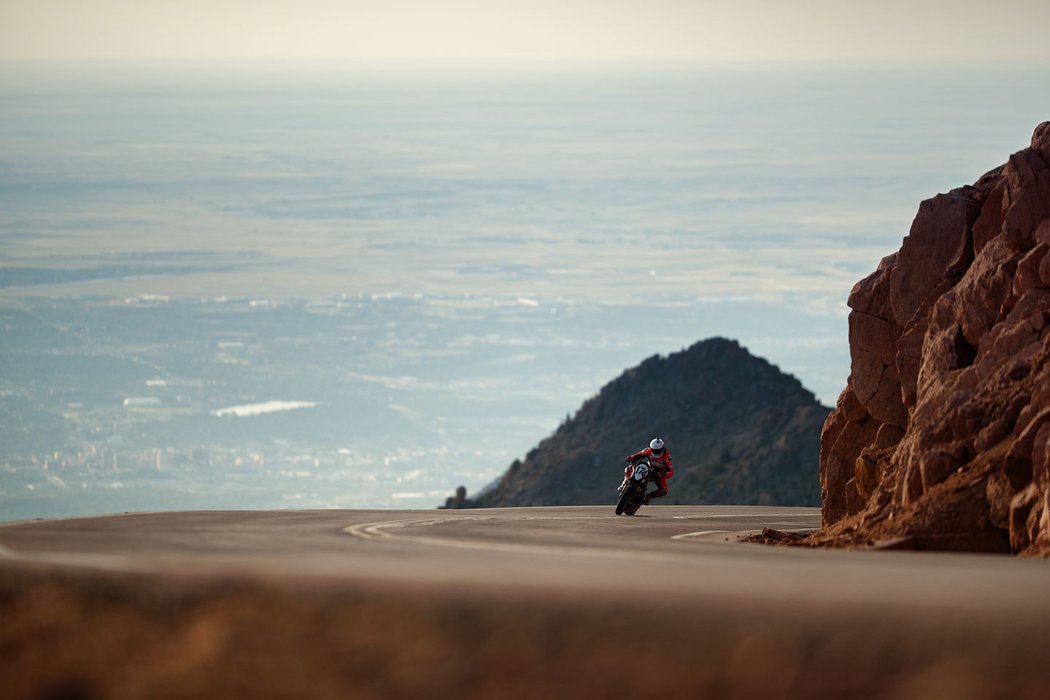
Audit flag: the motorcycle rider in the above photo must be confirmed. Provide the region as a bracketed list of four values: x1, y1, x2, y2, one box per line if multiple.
[625, 437, 674, 504]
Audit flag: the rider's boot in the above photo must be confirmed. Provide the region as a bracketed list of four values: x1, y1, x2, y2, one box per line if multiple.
[645, 489, 667, 505]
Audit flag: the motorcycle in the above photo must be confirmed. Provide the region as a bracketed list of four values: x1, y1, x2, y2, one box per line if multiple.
[616, 460, 657, 516]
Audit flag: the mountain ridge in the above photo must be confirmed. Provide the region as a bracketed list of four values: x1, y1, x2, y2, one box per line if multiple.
[445, 337, 830, 509]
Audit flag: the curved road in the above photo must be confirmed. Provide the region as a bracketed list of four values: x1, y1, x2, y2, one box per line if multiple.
[1, 505, 1047, 608]
[1, 505, 822, 596]
[2, 506, 1050, 698]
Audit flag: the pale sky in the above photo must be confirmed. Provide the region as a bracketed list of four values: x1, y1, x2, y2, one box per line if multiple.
[1, 0, 1048, 63]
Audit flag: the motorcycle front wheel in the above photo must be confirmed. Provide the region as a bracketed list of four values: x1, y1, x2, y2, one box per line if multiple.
[616, 483, 643, 516]
[615, 485, 633, 515]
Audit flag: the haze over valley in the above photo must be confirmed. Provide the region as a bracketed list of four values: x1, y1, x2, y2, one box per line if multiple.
[2, 62, 1047, 519]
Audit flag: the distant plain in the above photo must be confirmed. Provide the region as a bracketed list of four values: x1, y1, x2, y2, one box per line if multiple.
[2, 62, 1048, 517]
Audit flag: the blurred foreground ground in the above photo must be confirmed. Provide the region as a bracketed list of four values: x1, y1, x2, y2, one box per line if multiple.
[2, 507, 1049, 699]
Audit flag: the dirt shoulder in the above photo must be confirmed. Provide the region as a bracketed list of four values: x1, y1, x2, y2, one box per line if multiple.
[4, 560, 1050, 700]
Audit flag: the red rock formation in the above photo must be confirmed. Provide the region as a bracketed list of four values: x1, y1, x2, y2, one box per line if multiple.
[817, 122, 1050, 557]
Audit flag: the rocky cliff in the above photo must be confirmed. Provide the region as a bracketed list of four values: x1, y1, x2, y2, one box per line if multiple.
[446, 337, 830, 509]
[817, 122, 1050, 557]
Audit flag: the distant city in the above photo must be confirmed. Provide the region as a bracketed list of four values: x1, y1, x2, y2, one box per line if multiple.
[0, 288, 847, 520]
[0, 292, 565, 518]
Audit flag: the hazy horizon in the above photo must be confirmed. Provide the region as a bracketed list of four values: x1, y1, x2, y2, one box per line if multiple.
[2, 53, 1048, 517]
[3, 1, 1049, 63]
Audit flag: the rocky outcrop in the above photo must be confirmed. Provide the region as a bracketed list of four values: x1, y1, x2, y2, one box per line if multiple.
[817, 123, 1050, 557]
[445, 337, 830, 509]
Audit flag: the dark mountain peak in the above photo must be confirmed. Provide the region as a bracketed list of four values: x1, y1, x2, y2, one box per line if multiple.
[446, 337, 829, 509]
[603, 336, 820, 414]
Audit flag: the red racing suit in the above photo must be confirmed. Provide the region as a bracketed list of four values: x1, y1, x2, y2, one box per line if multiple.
[625, 447, 674, 497]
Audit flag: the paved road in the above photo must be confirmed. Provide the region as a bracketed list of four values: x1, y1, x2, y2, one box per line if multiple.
[2, 505, 1049, 613]
[4, 506, 1050, 699]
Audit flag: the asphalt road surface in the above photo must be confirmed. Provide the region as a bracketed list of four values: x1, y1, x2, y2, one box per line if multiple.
[3, 506, 1050, 699]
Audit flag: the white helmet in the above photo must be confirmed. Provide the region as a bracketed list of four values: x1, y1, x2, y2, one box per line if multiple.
[649, 437, 665, 455]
